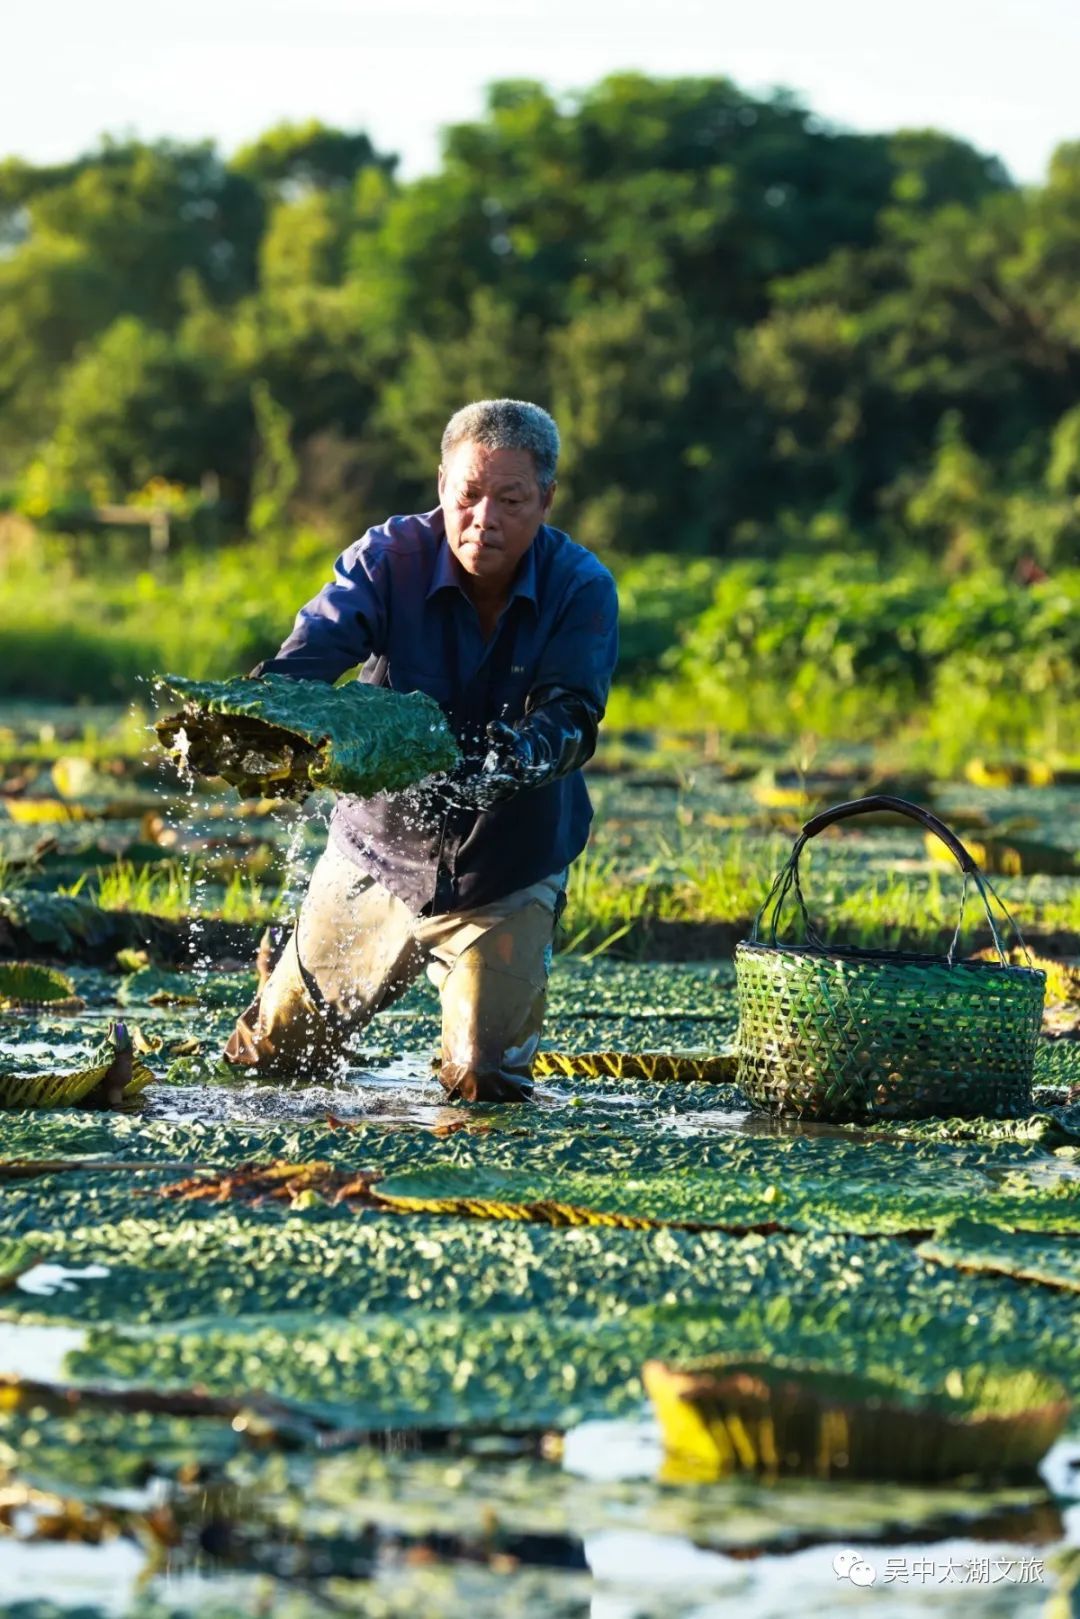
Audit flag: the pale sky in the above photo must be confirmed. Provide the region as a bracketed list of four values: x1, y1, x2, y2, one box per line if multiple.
[5, 0, 1077, 184]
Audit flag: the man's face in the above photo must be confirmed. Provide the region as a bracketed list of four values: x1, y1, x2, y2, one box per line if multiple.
[438, 442, 554, 590]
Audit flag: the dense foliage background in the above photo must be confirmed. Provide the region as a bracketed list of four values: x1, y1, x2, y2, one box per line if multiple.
[1, 75, 1077, 749]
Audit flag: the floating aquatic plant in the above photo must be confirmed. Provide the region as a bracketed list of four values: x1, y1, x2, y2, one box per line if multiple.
[916, 1217, 1080, 1293]
[155, 673, 460, 799]
[642, 1356, 1071, 1483]
[0, 960, 84, 1012]
[0, 1023, 155, 1110]
[116, 966, 254, 1010]
[532, 1050, 737, 1082]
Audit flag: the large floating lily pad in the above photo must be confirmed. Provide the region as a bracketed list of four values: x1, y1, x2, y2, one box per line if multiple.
[368, 1147, 1080, 1236]
[0, 888, 257, 964]
[917, 1217, 1080, 1292]
[5, 1110, 1080, 1450]
[0, 1025, 155, 1110]
[116, 966, 254, 1010]
[0, 1215, 885, 1330]
[0, 796, 97, 824]
[926, 830, 1079, 877]
[872, 1105, 1080, 1148]
[533, 1049, 737, 1082]
[59, 1261, 1080, 1436]
[643, 1357, 1071, 1483]
[5, 1108, 1080, 1236]
[155, 673, 460, 799]
[0, 960, 84, 1012]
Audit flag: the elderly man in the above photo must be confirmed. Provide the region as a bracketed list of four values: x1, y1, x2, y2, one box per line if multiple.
[224, 399, 619, 1101]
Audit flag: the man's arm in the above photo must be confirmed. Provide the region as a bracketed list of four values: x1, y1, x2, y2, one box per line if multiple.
[249, 534, 388, 682]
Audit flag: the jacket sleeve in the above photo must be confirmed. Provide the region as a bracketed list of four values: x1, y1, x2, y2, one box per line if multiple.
[249, 534, 388, 683]
[496, 569, 620, 787]
[516, 686, 600, 779]
[528, 570, 619, 722]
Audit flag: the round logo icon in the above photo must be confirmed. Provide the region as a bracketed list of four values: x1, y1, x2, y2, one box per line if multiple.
[833, 1548, 877, 1585]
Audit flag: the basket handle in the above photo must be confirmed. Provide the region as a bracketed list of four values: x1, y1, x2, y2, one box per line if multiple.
[752, 794, 1031, 967]
[801, 795, 978, 871]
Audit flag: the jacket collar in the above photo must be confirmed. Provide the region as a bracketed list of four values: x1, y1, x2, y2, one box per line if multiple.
[425, 508, 540, 610]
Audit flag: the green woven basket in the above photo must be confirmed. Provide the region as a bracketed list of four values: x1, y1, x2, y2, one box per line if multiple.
[736, 795, 1045, 1122]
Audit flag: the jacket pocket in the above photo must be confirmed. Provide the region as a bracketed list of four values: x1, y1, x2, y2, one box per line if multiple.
[385, 660, 454, 703]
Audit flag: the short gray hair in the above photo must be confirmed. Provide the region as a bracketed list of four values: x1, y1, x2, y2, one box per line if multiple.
[441, 399, 560, 492]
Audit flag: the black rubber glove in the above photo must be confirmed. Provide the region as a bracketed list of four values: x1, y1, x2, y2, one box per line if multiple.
[448, 687, 600, 812]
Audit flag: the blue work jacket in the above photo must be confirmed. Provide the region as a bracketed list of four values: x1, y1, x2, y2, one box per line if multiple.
[255, 508, 619, 913]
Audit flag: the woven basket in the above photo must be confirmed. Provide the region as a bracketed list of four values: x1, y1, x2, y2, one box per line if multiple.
[736, 796, 1045, 1122]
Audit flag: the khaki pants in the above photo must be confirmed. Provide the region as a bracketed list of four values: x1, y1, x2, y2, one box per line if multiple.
[224, 839, 564, 1102]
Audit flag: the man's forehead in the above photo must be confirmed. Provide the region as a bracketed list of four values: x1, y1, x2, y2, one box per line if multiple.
[444, 443, 537, 487]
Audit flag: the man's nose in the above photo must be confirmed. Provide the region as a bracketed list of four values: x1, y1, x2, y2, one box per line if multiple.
[473, 495, 500, 531]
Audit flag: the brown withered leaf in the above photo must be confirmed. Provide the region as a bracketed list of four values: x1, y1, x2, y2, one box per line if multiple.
[156, 1160, 380, 1210]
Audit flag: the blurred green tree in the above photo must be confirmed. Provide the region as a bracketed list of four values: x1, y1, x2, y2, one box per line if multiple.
[1, 80, 1074, 562]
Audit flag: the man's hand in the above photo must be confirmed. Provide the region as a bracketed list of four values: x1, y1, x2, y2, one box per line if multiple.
[439, 689, 600, 812]
[437, 722, 530, 812]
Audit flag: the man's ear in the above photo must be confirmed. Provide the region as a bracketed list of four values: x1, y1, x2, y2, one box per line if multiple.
[540, 479, 557, 518]
[437, 463, 446, 500]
